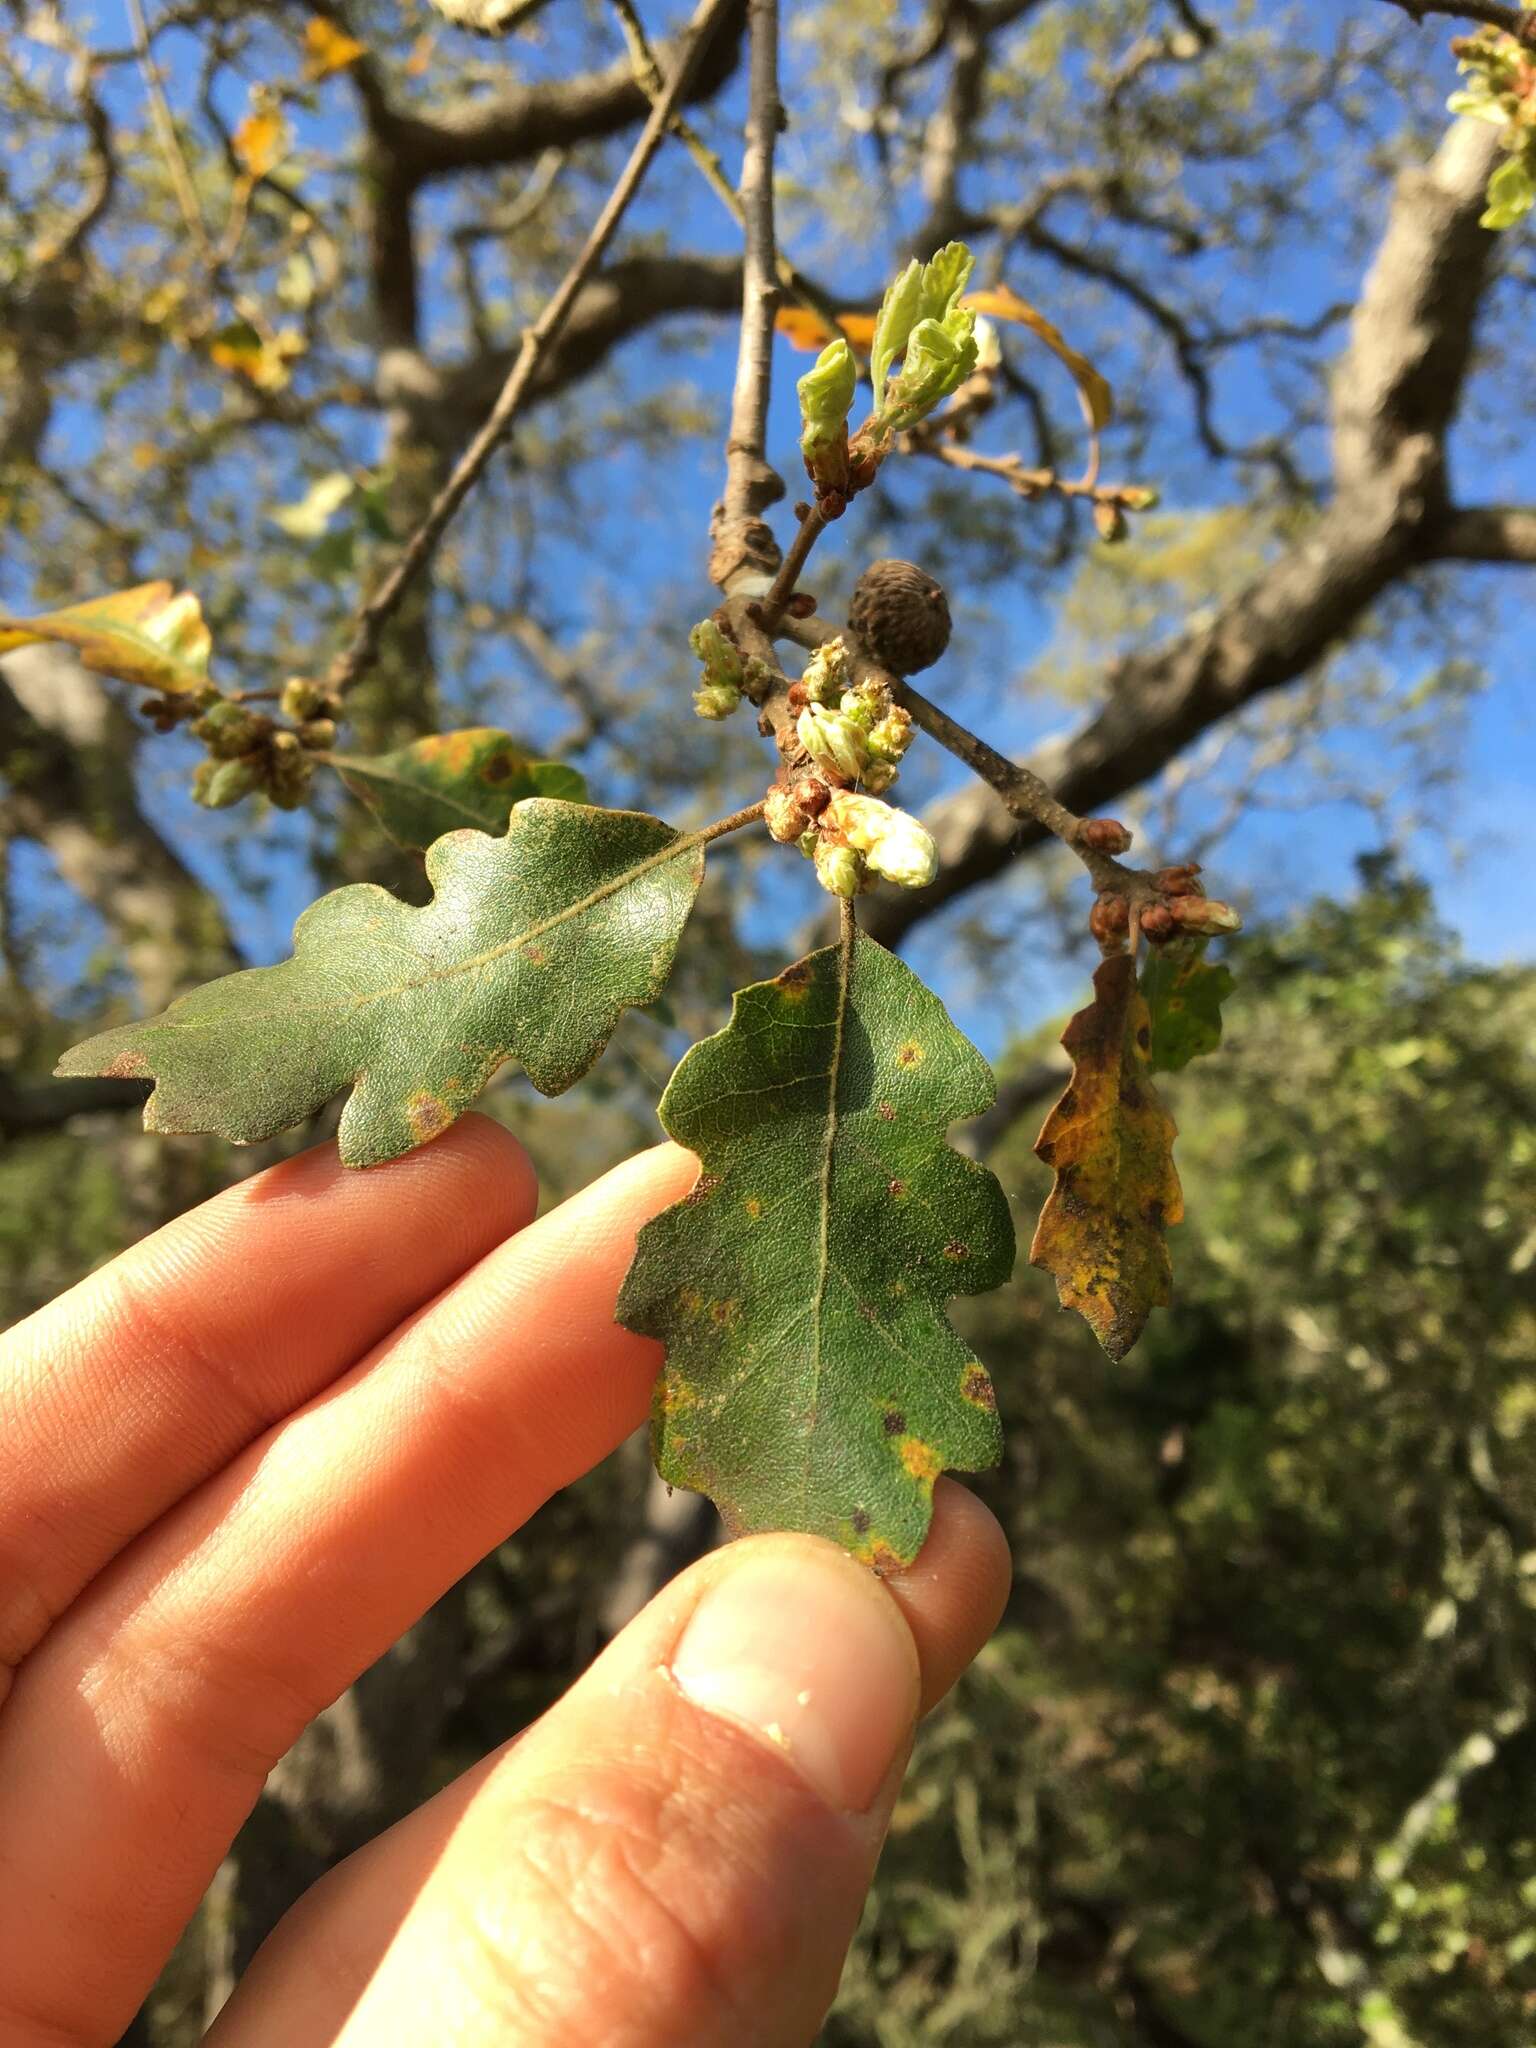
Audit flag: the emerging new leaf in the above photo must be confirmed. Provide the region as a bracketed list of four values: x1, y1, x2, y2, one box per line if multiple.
[618, 927, 1014, 1564]
[1030, 954, 1183, 1360]
[798, 338, 857, 444]
[331, 729, 586, 850]
[870, 242, 975, 413]
[59, 801, 706, 1165]
[0, 582, 212, 695]
[880, 313, 980, 432]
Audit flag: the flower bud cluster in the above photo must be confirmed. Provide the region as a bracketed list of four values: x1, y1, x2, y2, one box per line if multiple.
[826, 790, 938, 889]
[1090, 850, 1243, 957]
[791, 640, 916, 803]
[187, 679, 337, 812]
[689, 616, 745, 721]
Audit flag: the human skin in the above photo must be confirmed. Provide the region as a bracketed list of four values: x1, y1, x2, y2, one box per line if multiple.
[0, 1116, 1010, 2047]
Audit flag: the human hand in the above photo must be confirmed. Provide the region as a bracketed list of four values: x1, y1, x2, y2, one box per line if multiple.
[0, 1118, 1010, 2047]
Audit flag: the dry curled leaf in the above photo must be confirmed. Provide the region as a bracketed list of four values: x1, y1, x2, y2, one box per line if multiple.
[1030, 953, 1182, 1360]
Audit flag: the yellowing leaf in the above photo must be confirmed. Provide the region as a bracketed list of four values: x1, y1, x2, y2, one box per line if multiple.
[775, 306, 879, 354]
[208, 323, 307, 392]
[302, 17, 366, 78]
[1030, 954, 1182, 1359]
[963, 283, 1114, 432]
[234, 109, 288, 179]
[0, 582, 212, 696]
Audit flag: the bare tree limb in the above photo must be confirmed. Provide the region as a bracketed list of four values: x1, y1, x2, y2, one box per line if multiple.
[1433, 503, 1536, 561]
[1381, 0, 1536, 42]
[354, 0, 747, 186]
[325, 0, 741, 700]
[0, 1071, 151, 1139]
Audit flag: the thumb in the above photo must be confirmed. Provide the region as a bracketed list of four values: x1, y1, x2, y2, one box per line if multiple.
[213, 1482, 1009, 2048]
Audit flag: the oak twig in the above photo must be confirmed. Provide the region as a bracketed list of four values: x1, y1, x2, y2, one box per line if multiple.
[324, 0, 737, 699]
[607, 0, 843, 338]
[709, 0, 787, 594]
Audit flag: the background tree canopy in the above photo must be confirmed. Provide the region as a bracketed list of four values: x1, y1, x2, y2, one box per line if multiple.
[2, 0, 1533, 2041]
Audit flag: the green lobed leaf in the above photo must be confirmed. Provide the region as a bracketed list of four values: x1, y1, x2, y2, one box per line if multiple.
[1140, 938, 1236, 1074]
[330, 728, 588, 850]
[58, 800, 703, 1165]
[617, 923, 1014, 1565]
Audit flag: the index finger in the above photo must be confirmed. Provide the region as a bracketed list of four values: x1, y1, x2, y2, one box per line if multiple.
[0, 1115, 538, 1686]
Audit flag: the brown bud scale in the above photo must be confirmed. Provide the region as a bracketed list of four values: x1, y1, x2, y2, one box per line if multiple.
[1081, 817, 1134, 856]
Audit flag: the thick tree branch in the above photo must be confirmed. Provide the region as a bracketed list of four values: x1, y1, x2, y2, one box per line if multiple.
[1432, 503, 1536, 561]
[861, 117, 1508, 948]
[361, 2, 746, 186]
[413, 253, 745, 428]
[0, 1071, 151, 1139]
[1381, 0, 1536, 41]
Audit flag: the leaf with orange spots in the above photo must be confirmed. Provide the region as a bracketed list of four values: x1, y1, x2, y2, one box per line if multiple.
[962, 283, 1114, 432]
[618, 924, 1014, 1564]
[332, 728, 586, 849]
[1029, 953, 1183, 1361]
[58, 802, 706, 1165]
[0, 581, 212, 695]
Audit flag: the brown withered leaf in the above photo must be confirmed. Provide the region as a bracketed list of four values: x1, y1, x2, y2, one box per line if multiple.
[1029, 953, 1183, 1360]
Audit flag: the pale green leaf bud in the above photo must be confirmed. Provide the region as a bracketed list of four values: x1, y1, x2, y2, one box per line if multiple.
[797, 339, 857, 446]
[813, 837, 865, 898]
[694, 681, 742, 721]
[798, 827, 820, 859]
[838, 684, 884, 731]
[861, 758, 899, 794]
[826, 790, 938, 889]
[870, 242, 975, 412]
[866, 707, 914, 762]
[689, 617, 743, 688]
[1169, 894, 1242, 937]
[799, 637, 850, 705]
[197, 757, 261, 809]
[883, 310, 979, 429]
[798, 704, 869, 781]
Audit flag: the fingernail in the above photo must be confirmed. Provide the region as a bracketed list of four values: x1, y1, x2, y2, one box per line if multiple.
[669, 1546, 919, 1814]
